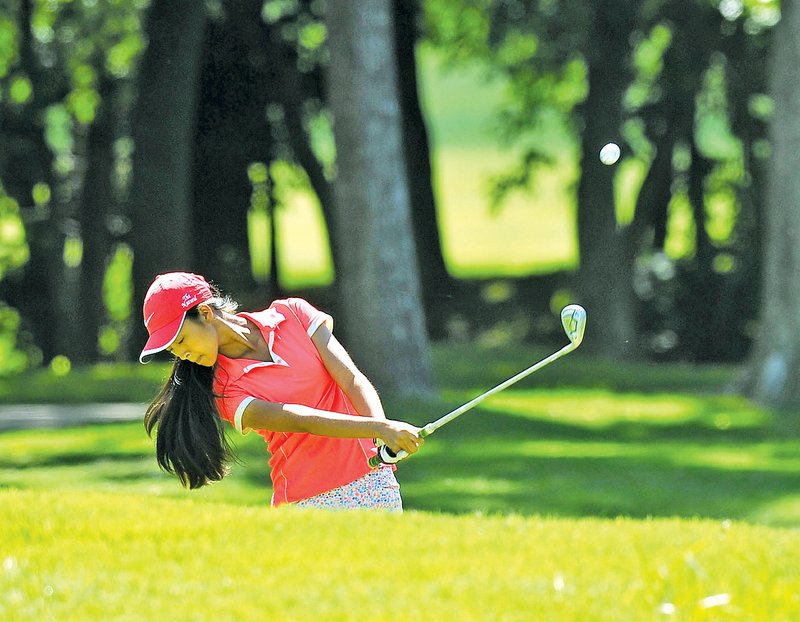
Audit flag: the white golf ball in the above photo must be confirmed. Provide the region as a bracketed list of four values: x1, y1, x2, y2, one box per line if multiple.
[599, 142, 621, 165]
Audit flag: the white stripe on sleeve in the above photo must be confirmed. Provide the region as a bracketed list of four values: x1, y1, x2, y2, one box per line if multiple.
[234, 396, 256, 435]
[307, 313, 333, 337]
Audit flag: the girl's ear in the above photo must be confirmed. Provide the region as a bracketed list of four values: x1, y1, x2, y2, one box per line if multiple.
[196, 303, 215, 323]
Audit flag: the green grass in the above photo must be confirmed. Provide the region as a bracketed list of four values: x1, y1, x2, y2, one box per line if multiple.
[2, 490, 798, 621]
[7, 386, 798, 526]
[2, 347, 800, 619]
[2, 345, 800, 526]
[0, 363, 168, 404]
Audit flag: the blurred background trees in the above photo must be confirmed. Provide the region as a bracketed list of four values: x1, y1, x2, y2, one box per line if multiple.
[736, 0, 800, 404]
[0, 0, 792, 403]
[326, 0, 435, 396]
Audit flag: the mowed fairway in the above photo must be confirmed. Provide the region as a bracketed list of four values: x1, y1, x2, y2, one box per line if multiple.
[2, 490, 799, 622]
[3, 348, 800, 619]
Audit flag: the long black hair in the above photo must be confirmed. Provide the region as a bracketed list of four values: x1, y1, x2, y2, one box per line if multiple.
[143, 299, 239, 489]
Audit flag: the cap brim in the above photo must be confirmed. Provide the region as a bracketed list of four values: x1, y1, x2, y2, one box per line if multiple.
[139, 314, 186, 364]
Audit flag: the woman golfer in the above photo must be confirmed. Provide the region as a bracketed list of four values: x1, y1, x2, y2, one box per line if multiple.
[140, 271, 423, 510]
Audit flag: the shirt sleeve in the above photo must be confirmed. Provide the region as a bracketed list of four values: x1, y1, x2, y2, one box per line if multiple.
[283, 297, 333, 337]
[215, 389, 255, 435]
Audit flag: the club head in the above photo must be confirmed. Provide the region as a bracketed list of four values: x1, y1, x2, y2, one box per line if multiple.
[560, 304, 586, 347]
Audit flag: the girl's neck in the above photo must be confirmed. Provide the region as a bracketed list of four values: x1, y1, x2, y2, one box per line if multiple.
[217, 314, 271, 361]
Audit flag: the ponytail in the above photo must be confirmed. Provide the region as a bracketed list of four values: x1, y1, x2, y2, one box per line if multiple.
[144, 358, 235, 489]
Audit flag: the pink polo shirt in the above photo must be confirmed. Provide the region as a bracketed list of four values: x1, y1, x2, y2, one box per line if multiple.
[213, 298, 379, 505]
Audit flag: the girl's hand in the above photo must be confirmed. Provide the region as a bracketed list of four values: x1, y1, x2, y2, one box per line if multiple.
[377, 420, 424, 455]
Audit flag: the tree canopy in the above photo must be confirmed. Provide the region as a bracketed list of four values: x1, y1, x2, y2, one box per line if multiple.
[1, 0, 797, 404]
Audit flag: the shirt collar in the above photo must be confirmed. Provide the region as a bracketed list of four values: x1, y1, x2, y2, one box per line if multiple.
[239, 308, 285, 330]
[215, 308, 288, 381]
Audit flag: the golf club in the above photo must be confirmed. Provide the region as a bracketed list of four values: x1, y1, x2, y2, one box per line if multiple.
[368, 304, 587, 468]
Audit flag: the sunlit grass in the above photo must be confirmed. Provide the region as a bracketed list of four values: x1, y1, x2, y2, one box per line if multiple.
[247, 162, 335, 287]
[3, 346, 800, 619]
[484, 388, 768, 430]
[431, 343, 739, 393]
[2, 490, 799, 622]
[432, 147, 578, 277]
[3, 382, 800, 526]
[2, 344, 798, 526]
[264, 143, 580, 286]
[416, 40, 580, 278]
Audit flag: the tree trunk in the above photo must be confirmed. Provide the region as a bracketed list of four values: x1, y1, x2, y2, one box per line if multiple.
[192, 13, 265, 300]
[0, 0, 68, 364]
[394, 0, 454, 339]
[325, 0, 435, 398]
[575, 1, 636, 358]
[738, 0, 800, 405]
[128, 0, 207, 353]
[73, 75, 117, 364]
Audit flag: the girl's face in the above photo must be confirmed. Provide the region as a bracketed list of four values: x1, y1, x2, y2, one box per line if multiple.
[167, 310, 219, 367]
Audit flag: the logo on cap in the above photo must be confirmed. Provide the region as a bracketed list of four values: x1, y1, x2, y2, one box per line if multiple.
[182, 293, 199, 309]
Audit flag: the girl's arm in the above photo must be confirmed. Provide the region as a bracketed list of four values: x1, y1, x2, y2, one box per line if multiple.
[310, 324, 389, 420]
[239, 400, 422, 455]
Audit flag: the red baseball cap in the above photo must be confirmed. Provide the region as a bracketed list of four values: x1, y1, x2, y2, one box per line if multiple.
[139, 272, 214, 363]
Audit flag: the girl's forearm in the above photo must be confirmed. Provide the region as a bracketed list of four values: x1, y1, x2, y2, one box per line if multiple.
[244, 400, 387, 439]
[241, 399, 422, 455]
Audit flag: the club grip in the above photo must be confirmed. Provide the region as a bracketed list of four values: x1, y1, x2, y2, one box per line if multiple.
[368, 444, 409, 468]
[367, 427, 432, 468]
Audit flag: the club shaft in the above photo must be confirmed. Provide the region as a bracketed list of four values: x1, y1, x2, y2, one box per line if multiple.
[367, 331, 583, 468]
[420, 342, 577, 436]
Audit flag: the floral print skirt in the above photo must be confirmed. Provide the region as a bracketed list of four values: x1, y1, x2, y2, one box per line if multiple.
[294, 467, 402, 511]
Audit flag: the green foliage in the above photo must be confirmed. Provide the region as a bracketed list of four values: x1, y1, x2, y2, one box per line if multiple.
[625, 23, 672, 110]
[0, 0, 781, 370]
[0, 194, 28, 280]
[424, 0, 493, 62]
[263, 0, 326, 71]
[739, 0, 781, 28]
[66, 64, 99, 124]
[29, 0, 147, 127]
[0, 303, 27, 375]
[99, 243, 133, 356]
[696, 56, 741, 160]
[424, 0, 589, 211]
[0, 191, 28, 376]
[0, 0, 148, 371]
[102, 243, 133, 323]
[43, 104, 73, 155]
[421, 0, 775, 319]
[413, 45, 580, 276]
[0, 15, 18, 79]
[8, 73, 31, 103]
